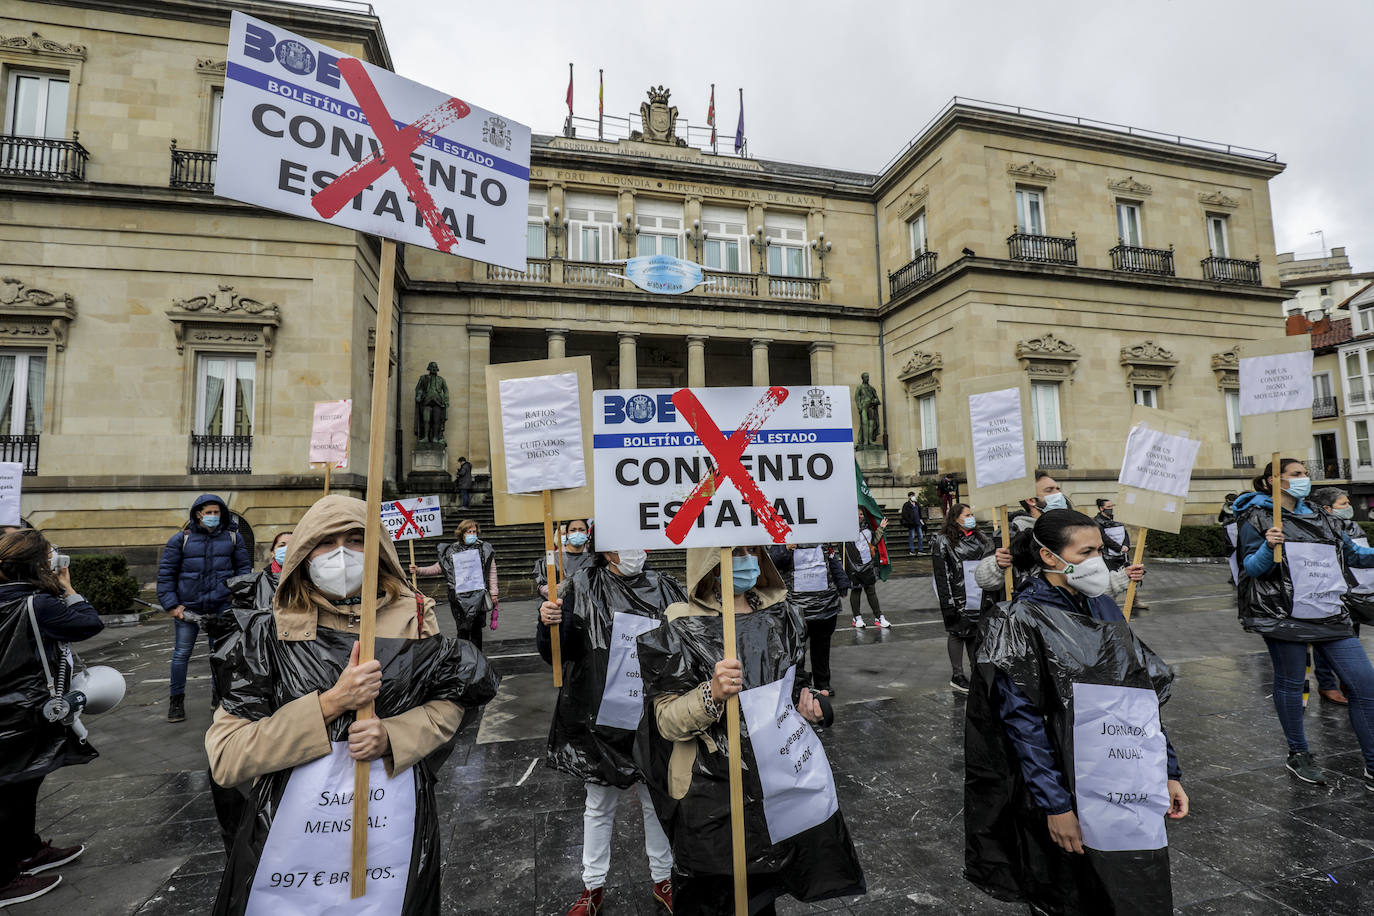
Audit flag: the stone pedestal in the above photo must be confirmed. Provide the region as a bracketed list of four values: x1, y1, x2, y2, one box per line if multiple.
[408, 442, 450, 491]
[856, 448, 890, 474]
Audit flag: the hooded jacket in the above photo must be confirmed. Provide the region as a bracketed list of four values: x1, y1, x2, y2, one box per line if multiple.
[635, 547, 864, 913]
[157, 494, 251, 614]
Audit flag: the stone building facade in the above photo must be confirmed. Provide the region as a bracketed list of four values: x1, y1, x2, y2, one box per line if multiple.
[3, 0, 1295, 569]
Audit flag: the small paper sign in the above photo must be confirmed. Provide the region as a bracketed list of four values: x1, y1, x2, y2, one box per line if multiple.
[969, 387, 1027, 490]
[0, 463, 21, 527]
[308, 399, 351, 469]
[499, 372, 587, 494]
[1239, 351, 1314, 417]
[380, 495, 442, 542]
[1117, 426, 1201, 499]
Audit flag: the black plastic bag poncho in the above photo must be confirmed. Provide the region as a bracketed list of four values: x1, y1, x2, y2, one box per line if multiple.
[779, 545, 843, 622]
[1235, 502, 1357, 643]
[533, 548, 598, 598]
[546, 564, 687, 787]
[636, 600, 865, 913]
[965, 587, 1175, 915]
[438, 540, 494, 632]
[931, 531, 1000, 638]
[211, 608, 499, 916]
[0, 593, 97, 786]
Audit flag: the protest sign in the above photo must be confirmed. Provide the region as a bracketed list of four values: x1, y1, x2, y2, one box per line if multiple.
[380, 496, 442, 542]
[1071, 683, 1169, 853]
[217, 12, 531, 269]
[1239, 336, 1314, 563]
[0, 463, 21, 527]
[959, 373, 1034, 598]
[591, 385, 856, 550]
[594, 612, 661, 730]
[498, 371, 586, 494]
[621, 255, 704, 294]
[309, 399, 351, 473]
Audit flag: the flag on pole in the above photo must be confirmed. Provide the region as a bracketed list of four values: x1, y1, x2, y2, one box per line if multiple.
[598, 69, 604, 140]
[564, 63, 573, 135]
[854, 460, 892, 581]
[734, 88, 745, 155]
[707, 84, 716, 150]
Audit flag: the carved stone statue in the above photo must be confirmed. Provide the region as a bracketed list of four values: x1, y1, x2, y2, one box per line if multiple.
[414, 361, 449, 444]
[631, 85, 687, 147]
[855, 372, 882, 449]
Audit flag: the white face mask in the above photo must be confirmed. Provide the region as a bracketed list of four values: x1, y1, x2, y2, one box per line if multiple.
[1038, 538, 1111, 598]
[308, 545, 366, 600]
[613, 549, 647, 576]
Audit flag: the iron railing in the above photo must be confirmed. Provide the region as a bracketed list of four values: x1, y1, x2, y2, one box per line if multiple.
[190, 435, 253, 474]
[169, 140, 216, 191]
[918, 448, 939, 476]
[1110, 243, 1175, 276]
[1311, 458, 1351, 481]
[1202, 256, 1261, 285]
[767, 276, 821, 301]
[889, 251, 939, 298]
[1231, 443, 1255, 469]
[0, 435, 39, 475]
[0, 134, 88, 181]
[1008, 232, 1077, 265]
[1036, 440, 1068, 470]
[1313, 395, 1338, 419]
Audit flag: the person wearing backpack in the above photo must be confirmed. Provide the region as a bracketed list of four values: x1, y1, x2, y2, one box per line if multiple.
[156, 494, 250, 723]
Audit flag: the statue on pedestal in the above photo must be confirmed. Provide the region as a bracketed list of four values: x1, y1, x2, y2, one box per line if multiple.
[415, 362, 449, 444]
[855, 372, 882, 449]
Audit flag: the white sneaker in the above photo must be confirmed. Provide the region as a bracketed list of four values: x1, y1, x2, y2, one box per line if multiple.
[851, 616, 866, 629]
[875, 615, 892, 629]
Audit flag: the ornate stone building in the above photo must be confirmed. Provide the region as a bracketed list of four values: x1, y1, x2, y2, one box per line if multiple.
[2, 0, 1295, 568]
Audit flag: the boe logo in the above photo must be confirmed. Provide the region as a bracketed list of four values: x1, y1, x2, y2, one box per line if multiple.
[242, 22, 343, 89]
[603, 393, 677, 425]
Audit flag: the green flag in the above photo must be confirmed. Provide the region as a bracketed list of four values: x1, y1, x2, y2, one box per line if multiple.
[854, 460, 892, 581]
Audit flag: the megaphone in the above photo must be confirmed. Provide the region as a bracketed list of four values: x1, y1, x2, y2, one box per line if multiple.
[71, 665, 126, 715]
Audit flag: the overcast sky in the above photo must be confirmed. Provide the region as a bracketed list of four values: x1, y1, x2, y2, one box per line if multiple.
[370, 0, 1373, 271]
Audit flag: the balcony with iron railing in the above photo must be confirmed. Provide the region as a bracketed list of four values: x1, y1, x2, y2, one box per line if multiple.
[1311, 457, 1351, 481]
[1231, 443, 1255, 469]
[1110, 242, 1175, 277]
[1313, 395, 1339, 419]
[1036, 440, 1068, 470]
[0, 435, 39, 475]
[169, 140, 217, 191]
[1202, 255, 1261, 285]
[190, 435, 253, 474]
[0, 133, 88, 181]
[1008, 231, 1077, 265]
[889, 251, 939, 298]
[918, 448, 939, 476]
[480, 259, 821, 301]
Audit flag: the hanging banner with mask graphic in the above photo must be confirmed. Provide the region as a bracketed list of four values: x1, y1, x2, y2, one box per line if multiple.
[594, 611, 661, 730]
[737, 665, 839, 844]
[1113, 405, 1201, 535]
[792, 546, 829, 593]
[451, 549, 485, 593]
[1284, 542, 1346, 619]
[245, 743, 415, 915]
[1071, 682, 1169, 853]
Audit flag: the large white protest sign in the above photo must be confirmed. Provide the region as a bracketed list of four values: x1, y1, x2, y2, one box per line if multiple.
[592, 386, 856, 550]
[1239, 351, 1314, 417]
[0, 463, 21, 527]
[380, 496, 442, 542]
[969, 388, 1026, 490]
[595, 612, 660, 730]
[499, 372, 586, 494]
[246, 743, 414, 915]
[309, 399, 351, 468]
[1117, 425, 1201, 500]
[217, 12, 530, 269]
[1285, 542, 1346, 619]
[737, 666, 839, 844]
[1071, 682, 1169, 853]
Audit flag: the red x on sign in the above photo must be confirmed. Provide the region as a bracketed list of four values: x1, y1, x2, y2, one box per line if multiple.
[311, 57, 471, 253]
[663, 387, 794, 545]
[390, 499, 424, 540]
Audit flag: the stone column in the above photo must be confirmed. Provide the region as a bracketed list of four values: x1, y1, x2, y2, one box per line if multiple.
[687, 335, 707, 387]
[547, 328, 568, 359]
[466, 325, 492, 471]
[618, 331, 638, 388]
[751, 338, 771, 386]
[808, 341, 834, 385]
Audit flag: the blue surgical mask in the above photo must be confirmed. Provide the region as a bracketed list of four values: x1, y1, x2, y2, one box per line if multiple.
[464, 533, 479, 546]
[274, 546, 288, 566]
[960, 516, 977, 530]
[1285, 477, 1312, 499]
[201, 514, 220, 528]
[1334, 506, 1355, 521]
[731, 554, 760, 592]
[1044, 493, 1068, 511]
[567, 531, 588, 547]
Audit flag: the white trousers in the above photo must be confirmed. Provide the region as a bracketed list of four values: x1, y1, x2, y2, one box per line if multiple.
[582, 782, 674, 889]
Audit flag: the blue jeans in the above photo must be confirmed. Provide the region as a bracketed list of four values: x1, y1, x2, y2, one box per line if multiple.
[1264, 636, 1374, 770]
[1313, 623, 1361, 691]
[908, 527, 923, 553]
[171, 614, 229, 697]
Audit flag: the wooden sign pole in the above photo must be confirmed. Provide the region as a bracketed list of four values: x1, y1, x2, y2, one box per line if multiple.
[407, 539, 418, 590]
[350, 238, 396, 900]
[719, 546, 748, 916]
[543, 489, 564, 687]
[324, 463, 332, 496]
[1272, 451, 1284, 563]
[1121, 528, 1148, 621]
[996, 505, 1014, 598]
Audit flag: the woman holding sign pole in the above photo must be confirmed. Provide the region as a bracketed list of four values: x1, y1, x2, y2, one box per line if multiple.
[965, 509, 1186, 914]
[534, 518, 597, 600]
[412, 519, 498, 649]
[635, 547, 865, 915]
[536, 545, 686, 915]
[932, 504, 1000, 693]
[1233, 460, 1374, 787]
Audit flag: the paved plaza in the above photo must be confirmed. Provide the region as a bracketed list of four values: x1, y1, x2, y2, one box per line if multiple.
[21, 562, 1374, 915]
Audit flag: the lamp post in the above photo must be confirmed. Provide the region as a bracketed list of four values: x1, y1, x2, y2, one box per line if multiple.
[619, 214, 640, 259]
[544, 206, 569, 259]
[687, 219, 706, 263]
[809, 231, 833, 280]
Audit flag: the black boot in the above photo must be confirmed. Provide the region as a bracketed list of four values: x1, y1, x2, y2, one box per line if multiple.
[167, 694, 186, 723]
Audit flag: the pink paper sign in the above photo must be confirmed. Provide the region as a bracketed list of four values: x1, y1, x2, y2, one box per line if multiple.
[309, 400, 351, 468]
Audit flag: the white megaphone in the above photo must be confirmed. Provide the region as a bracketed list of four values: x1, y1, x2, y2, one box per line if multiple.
[71, 665, 126, 715]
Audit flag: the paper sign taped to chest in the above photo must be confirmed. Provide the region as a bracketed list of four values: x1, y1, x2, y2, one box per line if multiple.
[1286, 542, 1346, 619]
[962, 559, 983, 608]
[1071, 682, 1169, 853]
[595, 611, 660, 731]
[793, 547, 829, 593]
[451, 548, 485, 594]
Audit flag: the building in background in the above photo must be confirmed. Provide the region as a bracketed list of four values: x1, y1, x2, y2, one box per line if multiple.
[3, 0, 1296, 577]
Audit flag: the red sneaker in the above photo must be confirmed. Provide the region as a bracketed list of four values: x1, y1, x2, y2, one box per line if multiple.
[18, 840, 85, 875]
[652, 878, 673, 912]
[566, 886, 604, 916]
[0, 873, 61, 906]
